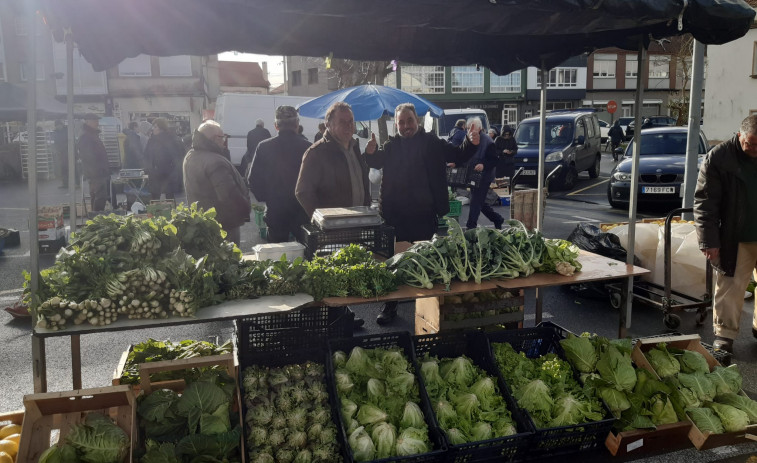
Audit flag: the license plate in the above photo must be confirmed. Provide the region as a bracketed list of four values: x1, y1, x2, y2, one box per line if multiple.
[642, 186, 675, 194]
[523, 169, 536, 176]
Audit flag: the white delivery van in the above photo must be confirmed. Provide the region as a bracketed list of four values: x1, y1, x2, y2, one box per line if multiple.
[423, 108, 489, 140]
[214, 93, 320, 167]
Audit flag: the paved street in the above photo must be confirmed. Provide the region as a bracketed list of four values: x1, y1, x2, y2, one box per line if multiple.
[1, 151, 757, 461]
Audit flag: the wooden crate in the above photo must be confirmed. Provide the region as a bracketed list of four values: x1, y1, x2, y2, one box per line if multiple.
[414, 289, 524, 334]
[17, 385, 136, 463]
[0, 410, 23, 427]
[605, 421, 692, 457]
[632, 334, 757, 451]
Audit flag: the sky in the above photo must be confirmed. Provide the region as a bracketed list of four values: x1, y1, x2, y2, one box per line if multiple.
[218, 52, 285, 88]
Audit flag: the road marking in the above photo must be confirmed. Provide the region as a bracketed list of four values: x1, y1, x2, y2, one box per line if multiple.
[524, 312, 554, 321]
[0, 207, 29, 211]
[567, 178, 609, 196]
[0, 295, 22, 303]
[0, 288, 23, 295]
[562, 215, 600, 224]
[0, 251, 31, 259]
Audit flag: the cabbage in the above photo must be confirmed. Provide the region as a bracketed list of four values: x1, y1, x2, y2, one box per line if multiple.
[348, 426, 376, 462]
[650, 396, 678, 426]
[598, 387, 631, 417]
[400, 401, 426, 429]
[514, 379, 553, 414]
[634, 368, 671, 398]
[395, 427, 430, 456]
[380, 349, 410, 377]
[453, 392, 481, 422]
[470, 377, 498, 409]
[446, 427, 468, 445]
[708, 365, 743, 396]
[420, 360, 443, 396]
[333, 350, 347, 369]
[66, 412, 130, 463]
[435, 399, 458, 429]
[678, 372, 717, 402]
[549, 393, 605, 427]
[367, 378, 386, 401]
[387, 371, 416, 396]
[293, 449, 312, 463]
[687, 407, 724, 434]
[346, 418, 360, 435]
[356, 403, 388, 425]
[595, 345, 636, 392]
[371, 422, 397, 459]
[708, 402, 750, 432]
[715, 393, 757, 423]
[679, 350, 710, 374]
[470, 421, 493, 441]
[560, 334, 597, 373]
[341, 398, 358, 422]
[646, 344, 680, 378]
[441, 356, 476, 387]
[492, 419, 517, 437]
[346, 346, 369, 374]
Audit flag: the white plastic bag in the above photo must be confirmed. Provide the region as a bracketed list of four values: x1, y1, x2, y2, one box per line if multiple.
[608, 223, 660, 278]
[369, 168, 382, 185]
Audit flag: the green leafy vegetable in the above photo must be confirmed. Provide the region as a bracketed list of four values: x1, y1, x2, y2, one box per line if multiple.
[687, 407, 724, 434]
[560, 335, 597, 374]
[646, 344, 681, 378]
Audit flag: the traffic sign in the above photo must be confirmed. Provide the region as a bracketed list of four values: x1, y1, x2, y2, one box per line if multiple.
[607, 100, 618, 114]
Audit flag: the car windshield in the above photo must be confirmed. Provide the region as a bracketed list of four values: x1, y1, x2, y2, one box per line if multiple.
[626, 132, 701, 156]
[440, 114, 488, 136]
[515, 121, 574, 146]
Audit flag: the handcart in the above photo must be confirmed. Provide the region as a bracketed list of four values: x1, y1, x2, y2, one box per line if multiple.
[606, 207, 712, 330]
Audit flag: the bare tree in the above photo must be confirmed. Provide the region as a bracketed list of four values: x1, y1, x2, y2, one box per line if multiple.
[661, 34, 696, 125]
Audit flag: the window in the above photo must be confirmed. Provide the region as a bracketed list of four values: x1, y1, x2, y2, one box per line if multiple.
[593, 55, 616, 78]
[451, 66, 484, 93]
[649, 56, 670, 78]
[502, 104, 517, 125]
[53, 41, 108, 95]
[118, 55, 151, 76]
[490, 70, 521, 93]
[308, 68, 318, 85]
[291, 70, 302, 86]
[400, 65, 445, 94]
[20, 62, 45, 81]
[753, 42, 757, 77]
[159, 56, 192, 76]
[625, 56, 638, 78]
[536, 68, 578, 88]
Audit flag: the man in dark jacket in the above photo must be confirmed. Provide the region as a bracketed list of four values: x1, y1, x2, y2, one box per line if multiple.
[608, 120, 624, 159]
[448, 119, 467, 147]
[53, 120, 69, 188]
[694, 114, 757, 353]
[184, 121, 251, 246]
[494, 126, 517, 179]
[145, 117, 185, 200]
[465, 117, 503, 230]
[123, 121, 144, 169]
[242, 119, 272, 176]
[248, 106, 312, 243]
[364, 103, 479, 324]
[77, 113, 111, 211]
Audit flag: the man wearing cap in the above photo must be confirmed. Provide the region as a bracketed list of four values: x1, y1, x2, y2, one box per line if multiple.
[144, 117, 185, 200]
[77, 113, 111, 211]
[247, 106, 312, 243]
[184, 120, 250, 246]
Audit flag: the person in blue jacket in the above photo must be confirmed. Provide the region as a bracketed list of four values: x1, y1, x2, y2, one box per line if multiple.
[465, 117, 503, 230]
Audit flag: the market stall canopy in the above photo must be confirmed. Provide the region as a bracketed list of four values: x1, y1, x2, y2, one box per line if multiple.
[40, 0, 755, 74]
[297, 85, 444, 121]
[0, 82, 71, 122]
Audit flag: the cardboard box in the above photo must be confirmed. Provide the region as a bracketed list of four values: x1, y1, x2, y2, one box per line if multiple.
[37, 206, 64, 230]
[605, 421, 692, 457]
[414, 289, 524, 334]
[37, 227, 64, 241]
[631, 334, 757, 450]
[18, 386, 137, 463]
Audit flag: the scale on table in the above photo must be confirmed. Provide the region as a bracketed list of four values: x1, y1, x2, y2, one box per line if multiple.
[118, 169, 145, 178]
[312, 206, 383, 229]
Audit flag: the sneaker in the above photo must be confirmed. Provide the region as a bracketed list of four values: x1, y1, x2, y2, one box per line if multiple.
[713, 336, 734, 354]
[376, 301, 398, 325]
[352, 317, 365, 330]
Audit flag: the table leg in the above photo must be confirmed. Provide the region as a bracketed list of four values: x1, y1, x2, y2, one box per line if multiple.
[618, 277, 631, 338]
[71, 334, 82, 390]
[32, 334, 47, 393]
[533, 287, 542, 326]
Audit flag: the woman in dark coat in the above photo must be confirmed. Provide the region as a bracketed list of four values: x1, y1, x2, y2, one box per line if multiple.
[494, 126, 518, 179]
[145, 117, 186, 200]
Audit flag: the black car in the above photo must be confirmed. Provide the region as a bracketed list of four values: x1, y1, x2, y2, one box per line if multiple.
[625, 115, 677, 139]
[607, 126, 709, 209]
[617, 117, 635, 141]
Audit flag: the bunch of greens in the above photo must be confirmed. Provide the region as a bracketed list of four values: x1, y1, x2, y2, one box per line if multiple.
[541, 239, 582, 276]
[304, 244, 396, 301]
[491, 341, 606, 429]
[560, 334, 680, 431]
[332, 346, 432, 461]
[119, 338, 232, 385]
[38, 413, 129, 463]
[418, 353, 518, 444]
[136, 371, 242, 462]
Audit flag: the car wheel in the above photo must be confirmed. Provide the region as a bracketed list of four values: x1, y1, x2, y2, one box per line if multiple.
[560, 164, 577, 190]
[588, 154, 601, 179]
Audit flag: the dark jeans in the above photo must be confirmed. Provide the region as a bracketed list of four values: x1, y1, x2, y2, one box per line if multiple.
[267, 220, 305, 243]
[88, 176, 109, 212]
[149, 172, 175, 200]
[466, 185, 503, 229]
[496, 156, 515, 179]
[386, 213, 438, 242]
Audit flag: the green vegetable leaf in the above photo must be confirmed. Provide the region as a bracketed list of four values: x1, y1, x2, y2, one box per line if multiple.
[560, 335, 597, 374]
[687, 407, 724, 434]
[595, 345, 636, 392]
[176, 381, 230, 434]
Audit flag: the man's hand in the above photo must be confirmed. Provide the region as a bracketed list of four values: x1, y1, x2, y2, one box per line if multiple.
[468, 128, 480, 145]
[504, 149, 512, 155]
[365, 133, 378, 154]
[447, 163, 456, 168]
[702, 248, 720, 261]
[474, 163, 484, 172]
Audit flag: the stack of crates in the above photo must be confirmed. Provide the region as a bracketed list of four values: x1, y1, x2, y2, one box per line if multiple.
[437, 199, 462, 234]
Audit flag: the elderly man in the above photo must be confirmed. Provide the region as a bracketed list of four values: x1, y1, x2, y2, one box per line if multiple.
[76, 113, 110, 211]
[184, 120, 251, 246]
[694, 114, 757, 354]
[296, 102, 370, 217]
[145, 117, 185, 200]
[248, 106, 312, 243]
[364, 103, 480, 324]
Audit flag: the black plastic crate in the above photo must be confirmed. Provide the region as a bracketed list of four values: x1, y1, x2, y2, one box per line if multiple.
[301, 224, 395, 259]
[413, 331, 534, 463]
[536, 321, 576, 339]
[446, 164, 483, 188]
[484, 327, 615, 461]
[327, 331, 447, 463]
[235, 305, 354, 366]
[238, 347, 349, 463]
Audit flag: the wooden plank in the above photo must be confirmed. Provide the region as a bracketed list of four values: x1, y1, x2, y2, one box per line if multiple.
[323, 250, 649, 306]
[139, 353, 236, 394]
[605, 422, 692, 456]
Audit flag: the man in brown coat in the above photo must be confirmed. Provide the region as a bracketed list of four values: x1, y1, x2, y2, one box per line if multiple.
[295, 102, 370, 217]
[183, 120, 251, 246]
[76, 113, 111, 211]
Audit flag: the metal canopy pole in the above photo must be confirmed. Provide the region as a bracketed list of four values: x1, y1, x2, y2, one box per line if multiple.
[66, 30, 77, 233]
[620, 40, 646, 338]
[682, 40, 705, 217]
[533, 62, 548, 326]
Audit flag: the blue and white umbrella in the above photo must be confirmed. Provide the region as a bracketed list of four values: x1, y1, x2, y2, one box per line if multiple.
[297, 84, 444, 121]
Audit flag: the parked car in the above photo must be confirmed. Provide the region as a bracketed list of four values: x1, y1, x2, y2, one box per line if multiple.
[607, 126, 708, 209]
[512, 109, 602, 190]
[617, 116, 634, 141]
[625, 115, 677, 139]
[598, 119, 610, 144]
[424, 108, 489, 141]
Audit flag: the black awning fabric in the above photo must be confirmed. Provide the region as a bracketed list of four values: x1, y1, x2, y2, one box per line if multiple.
[40, 0, 755, 72]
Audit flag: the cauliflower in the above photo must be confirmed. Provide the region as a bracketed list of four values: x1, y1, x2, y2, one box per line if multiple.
[555, 261, 576, 276]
